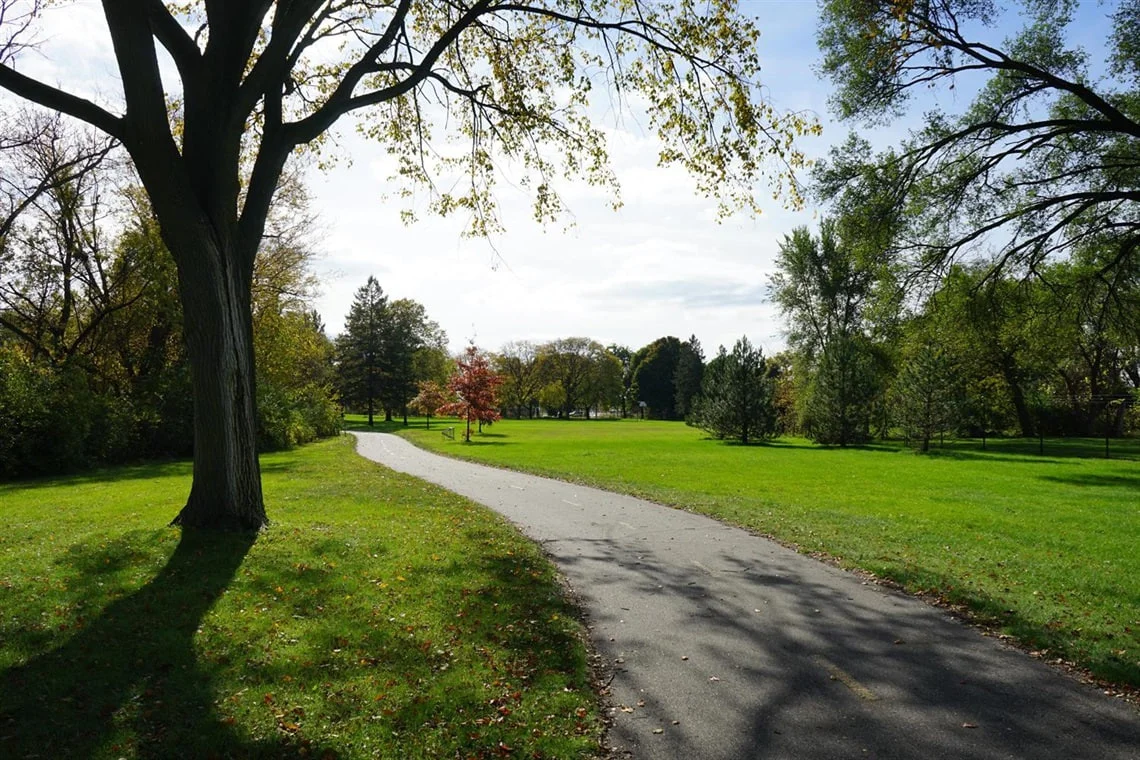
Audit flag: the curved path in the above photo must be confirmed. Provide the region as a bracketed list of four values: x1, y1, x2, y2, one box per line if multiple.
[353, 432, 1139, 759]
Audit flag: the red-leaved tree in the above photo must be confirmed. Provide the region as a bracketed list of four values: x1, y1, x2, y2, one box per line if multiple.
[438, 346, 502, 442]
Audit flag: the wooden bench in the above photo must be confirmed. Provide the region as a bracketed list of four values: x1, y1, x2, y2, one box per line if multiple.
[441, 426, 455, 440]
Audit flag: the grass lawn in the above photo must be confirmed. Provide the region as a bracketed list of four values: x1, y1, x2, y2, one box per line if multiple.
[0, 435, 602, 759]
[393, 416, 1140, 691]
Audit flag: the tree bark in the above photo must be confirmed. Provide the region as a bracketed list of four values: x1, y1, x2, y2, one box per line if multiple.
[1000, 359, 1035, 438]
[169, 233, 266, 531]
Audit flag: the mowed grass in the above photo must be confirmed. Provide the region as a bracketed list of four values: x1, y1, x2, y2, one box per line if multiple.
[398, 417, 1140, 690]
[0, 436, 602, 759]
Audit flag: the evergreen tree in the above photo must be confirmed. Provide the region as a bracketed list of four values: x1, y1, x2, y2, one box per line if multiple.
[801, 336, 877, 445]
[336, 277, 388, 427]
[689, 336, 776, 444]
[674, 334, 705, 418]
[892, 343, 963, 452]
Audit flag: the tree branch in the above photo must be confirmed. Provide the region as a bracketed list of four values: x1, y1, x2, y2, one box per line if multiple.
[0, 64, 122, 138]
[141, 0, 201, 83]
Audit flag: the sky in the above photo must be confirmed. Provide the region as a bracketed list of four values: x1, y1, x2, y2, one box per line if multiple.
[6, 1, 1108, 356]
[303, 0, 847, 355]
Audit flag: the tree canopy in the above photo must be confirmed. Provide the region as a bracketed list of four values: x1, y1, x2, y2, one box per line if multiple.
[439, 344, 502, 441]
[817, 0, 1140, 279]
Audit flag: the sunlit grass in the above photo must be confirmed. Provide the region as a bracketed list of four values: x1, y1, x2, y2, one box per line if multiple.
[0, 436, 601, 759]
[400, 417, 1140, 690]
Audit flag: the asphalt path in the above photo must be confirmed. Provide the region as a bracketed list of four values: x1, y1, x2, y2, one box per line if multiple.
[352, 432, 1140, 759]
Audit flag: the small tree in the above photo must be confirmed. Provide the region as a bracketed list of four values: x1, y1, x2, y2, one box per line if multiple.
[439, 346, 502, 442]
[892, 343, 962, 452]
[963, 375, 1010, 450]
[408, 380, 453, 430]
[689, 336, 776, 445]
[801, 337, 878, 446]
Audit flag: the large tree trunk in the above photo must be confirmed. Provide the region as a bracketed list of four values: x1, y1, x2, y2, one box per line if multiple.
[1000, 358, 1035, 438]
[170, 234, 266, 531]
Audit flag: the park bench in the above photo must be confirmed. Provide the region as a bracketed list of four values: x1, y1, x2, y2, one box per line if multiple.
[441, 426, 455, 440]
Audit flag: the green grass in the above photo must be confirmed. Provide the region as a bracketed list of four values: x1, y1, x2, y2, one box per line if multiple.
[397, 417, 1140, 690]
[0, 436, 602, 759]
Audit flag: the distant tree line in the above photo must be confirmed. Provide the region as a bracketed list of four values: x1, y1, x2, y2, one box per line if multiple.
[490, 334, 706, 421]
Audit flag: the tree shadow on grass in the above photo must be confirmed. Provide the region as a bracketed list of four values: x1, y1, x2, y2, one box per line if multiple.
[1038, 473, 1140, 489]
[0, 459, 192, 493]
[342, 417, 430, 434]
[0, 530, 325, 759]
[757, 438, 902, 454]
[454, 438, 514, 447]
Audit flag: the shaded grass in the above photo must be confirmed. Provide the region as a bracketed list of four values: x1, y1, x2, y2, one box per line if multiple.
[0, 436, 601, 759]
[400, 418, 1140, 690]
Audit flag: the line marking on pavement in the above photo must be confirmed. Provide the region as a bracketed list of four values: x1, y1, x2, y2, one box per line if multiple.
[562, 499, 581, 507]
[814, 655, 878, 701]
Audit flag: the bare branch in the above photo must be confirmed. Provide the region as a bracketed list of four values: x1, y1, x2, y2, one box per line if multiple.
[0, 63, 123, 138]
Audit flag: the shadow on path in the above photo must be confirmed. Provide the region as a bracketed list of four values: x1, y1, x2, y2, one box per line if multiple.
[552, 536, 1140, 760]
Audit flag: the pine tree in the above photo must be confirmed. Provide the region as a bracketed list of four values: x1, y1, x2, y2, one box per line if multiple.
[674, 334, 705, 418]
[689, 337, 776, 444]
[802, 337, 877, 446]
[336, 277, 388, 427]
[892, 343, 962, 452]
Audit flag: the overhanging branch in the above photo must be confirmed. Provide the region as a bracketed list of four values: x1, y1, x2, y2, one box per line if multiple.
[0, 64, 122, 138]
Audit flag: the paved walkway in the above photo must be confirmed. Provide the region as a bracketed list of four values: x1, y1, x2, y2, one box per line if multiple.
[352, 432, 1140, 759]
